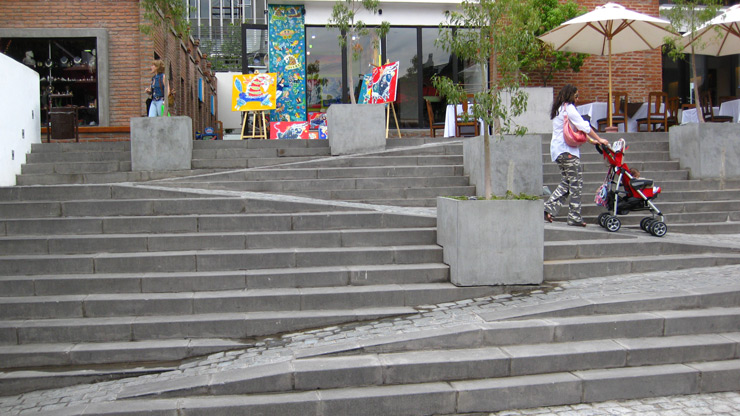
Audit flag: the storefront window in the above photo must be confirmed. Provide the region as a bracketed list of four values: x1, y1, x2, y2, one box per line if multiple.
[4, 37, 99, 126]
[387, 27, 419, 128]
[347, 31, 381, 103]
[421, 27, 453, 128]
[306, 27, 342, 110]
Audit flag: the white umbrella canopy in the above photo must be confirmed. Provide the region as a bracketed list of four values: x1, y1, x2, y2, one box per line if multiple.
[682, 4, 740, 56]
[538, 2, 677, 127]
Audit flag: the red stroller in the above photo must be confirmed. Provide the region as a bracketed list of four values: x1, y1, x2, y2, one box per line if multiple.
[595, 139, 667, 236]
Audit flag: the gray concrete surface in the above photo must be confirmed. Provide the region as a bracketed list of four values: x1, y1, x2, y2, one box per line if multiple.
[669, 123, 740, 180]
[327, 104, 385, 156]
[130, 116, 193, 171]
[1, 228, 739, 414]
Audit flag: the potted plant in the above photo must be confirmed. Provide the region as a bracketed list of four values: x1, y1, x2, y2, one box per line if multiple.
[325, 0, 390, 155]
[132, 0, 193, 171]
[432, 0, 544, 286]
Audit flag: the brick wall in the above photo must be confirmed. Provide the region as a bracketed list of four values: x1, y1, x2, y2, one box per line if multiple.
[544, 0, 663, 105]
[1, 0, 217, 131]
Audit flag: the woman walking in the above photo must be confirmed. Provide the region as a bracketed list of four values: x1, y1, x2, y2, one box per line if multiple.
[544, 84, 609, 227]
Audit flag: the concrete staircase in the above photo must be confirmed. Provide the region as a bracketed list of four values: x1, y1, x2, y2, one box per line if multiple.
[2, 133, 740, 403]
[45, 285, 740, 415]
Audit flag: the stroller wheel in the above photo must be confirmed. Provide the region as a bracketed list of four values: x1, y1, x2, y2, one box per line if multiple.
[604, 215, 621, 232]
[598, 212, 610, 228]
[649, 221, 667, 237]
[640, 217, 654, 232]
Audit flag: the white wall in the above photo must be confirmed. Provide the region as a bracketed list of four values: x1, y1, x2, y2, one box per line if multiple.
[216, 72, 243, 131]
[304, 1, 455, 26]
[0, 53, 41, 187]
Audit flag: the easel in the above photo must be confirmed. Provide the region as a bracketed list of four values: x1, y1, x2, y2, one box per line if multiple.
[385, 102, 401, 139]
[240, 110, 268, 139]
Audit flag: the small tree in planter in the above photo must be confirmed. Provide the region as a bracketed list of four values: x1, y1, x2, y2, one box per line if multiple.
[327, 0, 390, 104]
[325, 0, 391, 155]
[433, 0, 544, 286]
[432, 0, 538, 198]
[662, 0, 723, 120]
[521, 0, 587, 87]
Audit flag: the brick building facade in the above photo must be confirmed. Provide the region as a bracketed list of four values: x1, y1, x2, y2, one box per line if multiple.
[0, 0, 218, 136]
[544, 0, 663, 105]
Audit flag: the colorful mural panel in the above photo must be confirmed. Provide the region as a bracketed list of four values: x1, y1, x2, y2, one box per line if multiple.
[268, 5, 307, 123]
[232, 73, 278, 112]
[270, 121, 309, 140]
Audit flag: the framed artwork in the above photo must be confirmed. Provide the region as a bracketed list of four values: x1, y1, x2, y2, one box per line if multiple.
[232, 73, 278, 111]
[370, 61, 400, 104]
[270, 121, 309, 139]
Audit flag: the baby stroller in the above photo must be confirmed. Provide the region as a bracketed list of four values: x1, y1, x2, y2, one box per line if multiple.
[594, 138, 667, 236]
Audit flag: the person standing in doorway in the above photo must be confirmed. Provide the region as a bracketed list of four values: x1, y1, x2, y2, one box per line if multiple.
[145, 59, 167, 117]
[544, 84, 609, 227]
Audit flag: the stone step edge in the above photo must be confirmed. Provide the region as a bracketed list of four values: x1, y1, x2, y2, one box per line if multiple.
[114, 333, 740, 400]
[0, 263, 450, 296]
[0, 338, 251, 371]
[50, 360, 740, 416]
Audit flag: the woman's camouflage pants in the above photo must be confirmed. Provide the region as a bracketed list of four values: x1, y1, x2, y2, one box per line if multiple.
[544, 152, 583, 224]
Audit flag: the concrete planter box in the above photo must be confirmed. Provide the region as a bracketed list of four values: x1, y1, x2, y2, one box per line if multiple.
[506, 87, 553, 134]
[463, 134, 544, 197]
[669, 123, 740, 179]
[130, 116, 193, 171]
[437, 197, 543, 286]
[327, 104, 385, 155]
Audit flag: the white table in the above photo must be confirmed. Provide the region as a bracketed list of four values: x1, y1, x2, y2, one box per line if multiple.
[576, 102, 640, 133]
[681, 106, 720, 124]
[719, 99, 740, 122]
[444, 104, 482, 137]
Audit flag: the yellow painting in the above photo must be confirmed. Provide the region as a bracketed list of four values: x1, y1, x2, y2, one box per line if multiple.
[232, 73, 278, 111]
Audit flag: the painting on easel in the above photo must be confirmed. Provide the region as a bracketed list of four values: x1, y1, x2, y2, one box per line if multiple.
[369, 61, 399, 104]
[232, 73, 278, 112]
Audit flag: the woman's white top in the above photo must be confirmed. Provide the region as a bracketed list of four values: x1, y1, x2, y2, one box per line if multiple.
[550, 103, 592, 162]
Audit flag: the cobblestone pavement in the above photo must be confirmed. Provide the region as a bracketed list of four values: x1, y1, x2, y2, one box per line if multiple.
[1, 231, 739, 415]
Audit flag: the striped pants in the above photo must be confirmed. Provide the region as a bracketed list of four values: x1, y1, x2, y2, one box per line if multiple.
[544, 152, 583, 224]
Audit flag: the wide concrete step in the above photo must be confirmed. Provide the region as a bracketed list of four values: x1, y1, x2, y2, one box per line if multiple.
[159, 176, 470, 193]
[581, 199, 740, 216]
[544, 253, 740, 281]
[0, 308, 418, 345]
[169, 165, 465, 182]
[0, 264, 451, 297]
[543, 160, 680, 175]
[276, 185, 477, 202]
[544, 238, 732, 262]
[270, 155, 464, 168]
[0, 338, 246, 370]
[0, 197, 361, 219]
[0, 212, 435, 236]
[581, 210, 740, 227]
[0, 227, 437, 255]
[543, 150, 672, 163]
[0, 245, 443, 276]
[116, 334, 740, 400]
[192, 156, 330, 169]
[14, 169, 224, 186]
[20, 160, 131, 175]
[25, 150, 131, 164]
[192, 146, 330, 160]
[70, 360, 738, 416]
[0, 184, 209, 202]
[0, 283, 501, 320]
[30, 142, 131, 153]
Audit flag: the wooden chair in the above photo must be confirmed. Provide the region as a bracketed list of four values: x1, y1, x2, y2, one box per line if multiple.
[700, 92, 733, 123]
[666, 97, 680, 130]
[597, 91, 628, 132]
[636, 92, 668, 132]
[455, 93, 479, 137]
[425, 98, 445, 138]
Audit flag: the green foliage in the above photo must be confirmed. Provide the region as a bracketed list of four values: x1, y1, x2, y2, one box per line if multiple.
[521, 0, 587, 87]
[661, 0, 722, 115]
[326, 0, 390, 103]
[432, 0, 538, 199]
[140, 0, 190, 39]
[431, 0, 537, 137]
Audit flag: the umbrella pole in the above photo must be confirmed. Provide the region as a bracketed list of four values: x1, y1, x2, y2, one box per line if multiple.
[608, 36, 613, 128]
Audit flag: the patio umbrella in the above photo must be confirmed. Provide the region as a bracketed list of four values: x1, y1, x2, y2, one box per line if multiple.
[538, 2, 677, 127]
[682, 5, 740, 56]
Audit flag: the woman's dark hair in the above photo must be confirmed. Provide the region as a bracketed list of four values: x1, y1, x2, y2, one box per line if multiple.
[550, 84, 578, 119]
